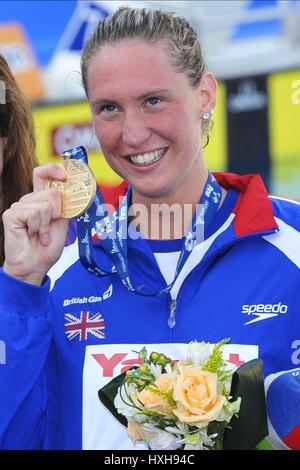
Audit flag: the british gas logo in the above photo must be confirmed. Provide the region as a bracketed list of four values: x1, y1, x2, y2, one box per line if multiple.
[63, 284, 113, 307]
[242, 302, 288, 325]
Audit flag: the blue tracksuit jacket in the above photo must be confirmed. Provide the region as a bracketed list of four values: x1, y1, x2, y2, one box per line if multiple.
[0, 172, 299, 449]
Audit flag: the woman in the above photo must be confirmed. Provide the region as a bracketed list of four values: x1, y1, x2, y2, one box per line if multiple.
[0, 54, 38, 265]
[0, 7, 299, 450]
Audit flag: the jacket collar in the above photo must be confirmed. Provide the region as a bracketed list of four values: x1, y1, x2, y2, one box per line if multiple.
[213, 173, 278, 237]
[102, 172, 278, 240]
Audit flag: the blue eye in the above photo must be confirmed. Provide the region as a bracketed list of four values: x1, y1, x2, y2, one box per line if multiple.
[101, 104, 116, 112]
[147, 97, 161, 106]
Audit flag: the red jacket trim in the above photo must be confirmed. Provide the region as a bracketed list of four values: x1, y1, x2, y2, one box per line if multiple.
[93, 173, 277, 240]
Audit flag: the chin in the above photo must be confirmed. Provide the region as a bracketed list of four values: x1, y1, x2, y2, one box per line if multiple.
[135, 190, 172, 203]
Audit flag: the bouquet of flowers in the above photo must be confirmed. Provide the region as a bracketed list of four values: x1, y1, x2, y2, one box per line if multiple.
[113, 339, 241, 450]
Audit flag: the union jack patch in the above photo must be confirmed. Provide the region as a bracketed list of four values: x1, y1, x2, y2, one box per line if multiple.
[64, 310, 105, 341]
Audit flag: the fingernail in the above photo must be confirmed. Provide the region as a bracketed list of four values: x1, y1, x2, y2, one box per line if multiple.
[57, 170, 65, 179]
[56, 166, 65, 179]
[41, 233, 50, 245]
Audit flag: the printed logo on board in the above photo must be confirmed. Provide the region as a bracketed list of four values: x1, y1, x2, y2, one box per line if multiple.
[82, 343, 258, 450]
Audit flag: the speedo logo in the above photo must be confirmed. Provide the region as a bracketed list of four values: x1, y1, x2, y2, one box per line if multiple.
[242, 302, 288, 325]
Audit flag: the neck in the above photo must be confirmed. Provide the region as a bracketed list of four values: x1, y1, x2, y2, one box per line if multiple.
[129, 166, 213, 240]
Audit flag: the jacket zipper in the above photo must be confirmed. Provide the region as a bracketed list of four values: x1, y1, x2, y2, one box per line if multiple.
[128, 248, 177, 333]
[130, 227, 278, 331]
[166, 230, 278, 330]
[168, 299, 177, 329]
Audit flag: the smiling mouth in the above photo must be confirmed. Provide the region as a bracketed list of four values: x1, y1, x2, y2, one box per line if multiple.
[129, 148, 167, 166]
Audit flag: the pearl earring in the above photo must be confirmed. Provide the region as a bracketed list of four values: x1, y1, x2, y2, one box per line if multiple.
[203, 111, 212, 120]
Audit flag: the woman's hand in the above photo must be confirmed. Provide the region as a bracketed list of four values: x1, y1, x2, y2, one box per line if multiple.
[2, 164, 69, 285]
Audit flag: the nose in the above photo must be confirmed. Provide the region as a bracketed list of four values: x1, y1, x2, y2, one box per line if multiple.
[121, 112, 151, 147]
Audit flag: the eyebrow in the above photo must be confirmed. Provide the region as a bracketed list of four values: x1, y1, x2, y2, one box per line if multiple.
[136, 88, 172, 100]
[90, 98, 118, 110]
[91, 88, 172, 109]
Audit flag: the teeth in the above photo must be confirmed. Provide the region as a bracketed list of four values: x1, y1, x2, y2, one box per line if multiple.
[130, 148, 165, 165]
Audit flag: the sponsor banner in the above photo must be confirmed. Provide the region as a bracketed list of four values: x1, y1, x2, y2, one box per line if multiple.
[268, 69, 300, 198]
[0, 23, 45, 101]
[226, 75, 271, 190]
[82, 342, 258, 450]
[31, 70, 300, 201]
[224, 69, 300, 199]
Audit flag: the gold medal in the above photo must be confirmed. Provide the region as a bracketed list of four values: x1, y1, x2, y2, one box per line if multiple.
[45, 157, 97, 218]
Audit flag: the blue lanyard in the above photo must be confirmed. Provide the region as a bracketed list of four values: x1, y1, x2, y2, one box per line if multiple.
[67, 146, 222, 297]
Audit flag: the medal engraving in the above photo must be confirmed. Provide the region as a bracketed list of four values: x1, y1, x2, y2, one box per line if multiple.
[45, 158, 97, 218]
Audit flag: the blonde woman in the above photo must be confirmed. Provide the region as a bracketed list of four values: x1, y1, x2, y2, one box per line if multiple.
[0, 7, 299, 450]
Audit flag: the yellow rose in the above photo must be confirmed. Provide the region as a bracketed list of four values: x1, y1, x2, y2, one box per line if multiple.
[127, 421, 145, 441]
[135, 373, 175, 416]
[173, 367, 225, 426]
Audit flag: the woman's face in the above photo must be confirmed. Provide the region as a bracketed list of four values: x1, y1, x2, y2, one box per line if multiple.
[86, 39, 216, 205]
[0, 137, 4, 176]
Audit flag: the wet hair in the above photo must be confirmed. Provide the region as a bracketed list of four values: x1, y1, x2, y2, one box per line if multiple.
[0, 54, 38, 264]
[81, 7, 212, 145]
[81, 6, 205, 94]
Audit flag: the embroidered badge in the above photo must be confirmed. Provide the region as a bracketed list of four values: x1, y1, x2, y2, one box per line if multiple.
[64, 310, 105, 341]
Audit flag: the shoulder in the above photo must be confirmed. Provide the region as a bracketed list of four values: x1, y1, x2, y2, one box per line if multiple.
[269, 196, 300, 231]
[263, 196, 300, 270]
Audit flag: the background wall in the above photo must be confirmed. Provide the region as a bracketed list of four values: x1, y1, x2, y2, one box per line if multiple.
[1, 0, 300, 198]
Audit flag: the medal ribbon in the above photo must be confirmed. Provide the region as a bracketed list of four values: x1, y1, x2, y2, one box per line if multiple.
[67, 146, 222, 296]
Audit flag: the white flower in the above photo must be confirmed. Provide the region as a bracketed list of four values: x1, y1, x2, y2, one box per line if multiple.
[179, 428, 218, 450]
[186, 340, 213, 366]
[150, 363, 162, 378]
[165, 424, 187, 436]
[215, 397, 241, 422]
[142, 423, 181, 450]
[149, 361, 172, 379]
[218, 374, 233, 396]
[132, 413, 147, 424]
[114, 383, 139, 420]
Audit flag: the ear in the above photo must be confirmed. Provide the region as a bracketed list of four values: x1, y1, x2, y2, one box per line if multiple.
[197, 71, 218, 117]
